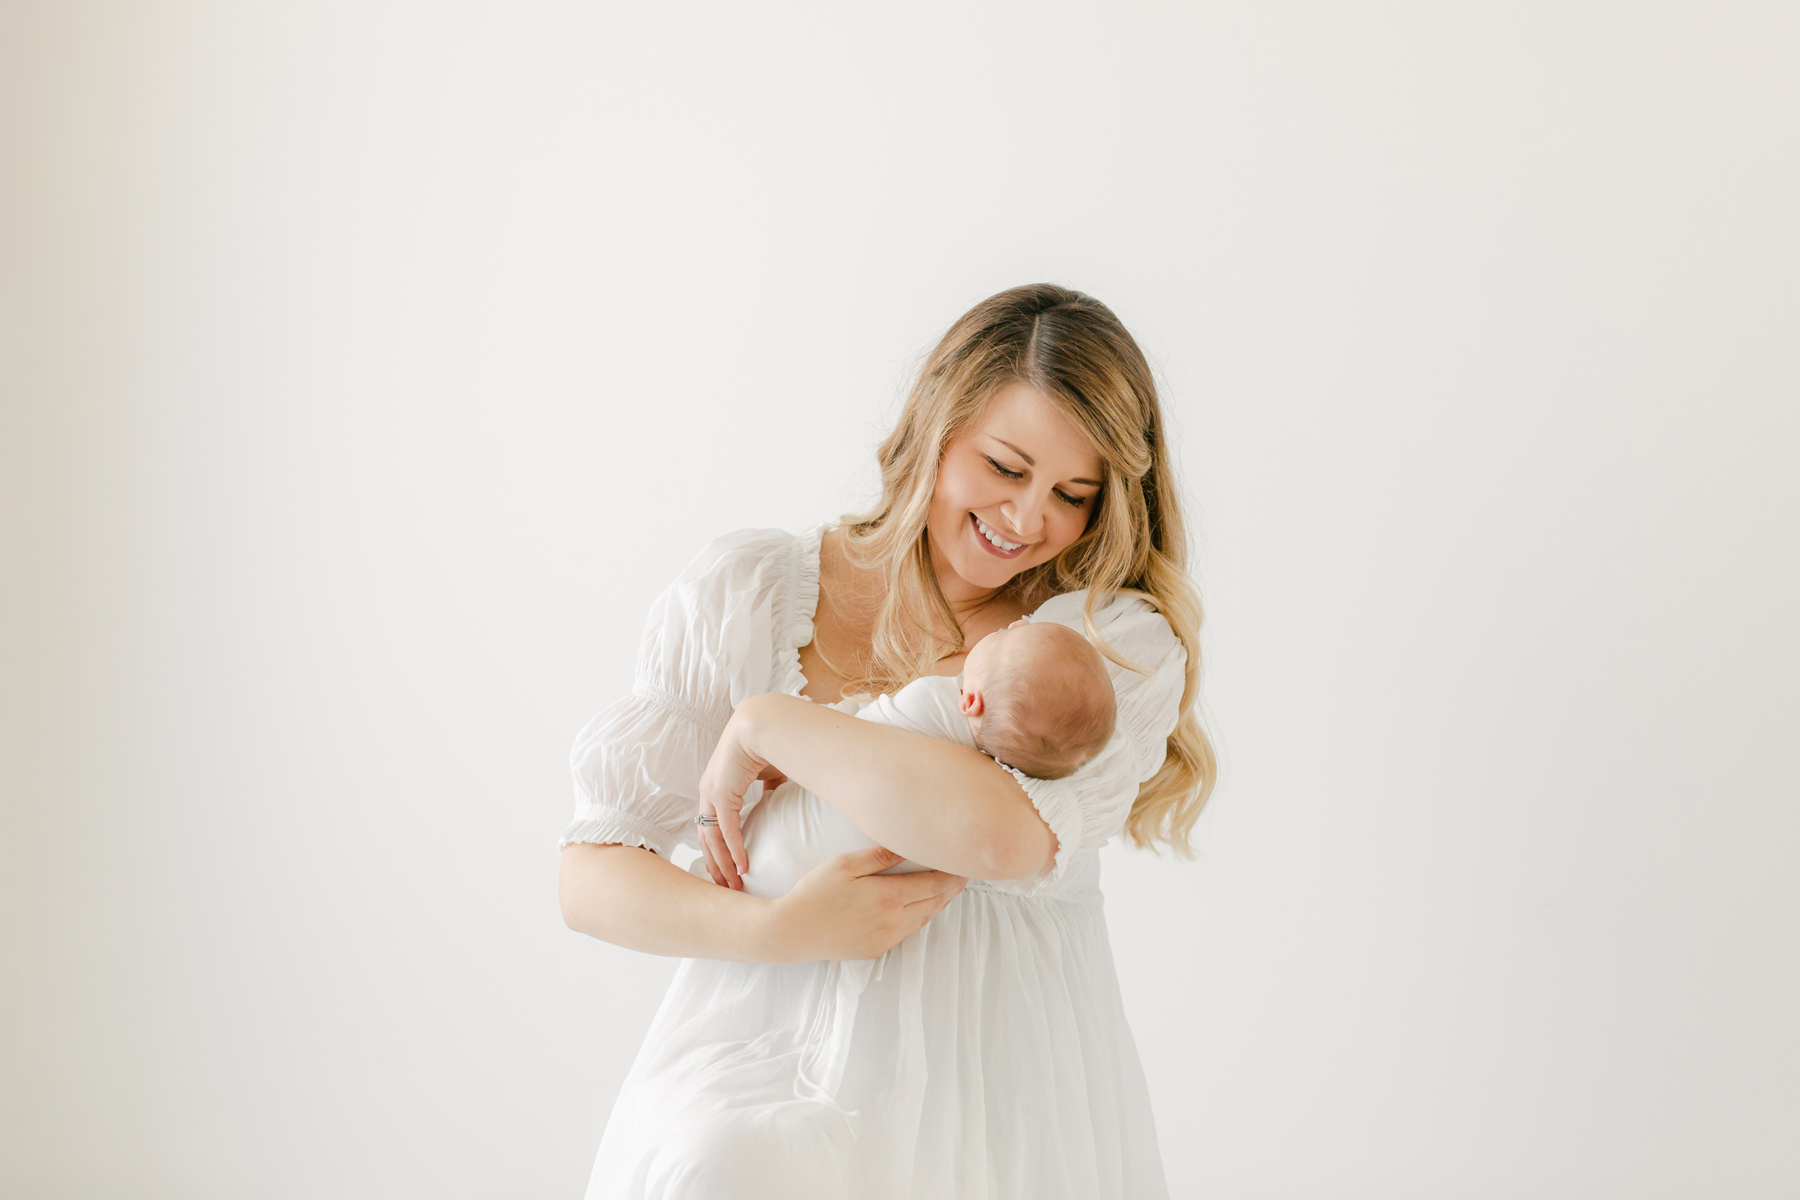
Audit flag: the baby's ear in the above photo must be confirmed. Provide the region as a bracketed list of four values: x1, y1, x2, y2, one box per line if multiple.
[960, 688, 984, 718]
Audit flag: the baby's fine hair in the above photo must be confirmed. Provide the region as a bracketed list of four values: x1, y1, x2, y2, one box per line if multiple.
[975, 623, 1117, 780]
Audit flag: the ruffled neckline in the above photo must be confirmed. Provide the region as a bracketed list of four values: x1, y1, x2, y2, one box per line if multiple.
[770, 523, 828, 700]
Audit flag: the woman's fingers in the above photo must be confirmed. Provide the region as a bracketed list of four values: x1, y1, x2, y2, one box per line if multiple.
[898, 893, 959, 940]
[718, 802, 749, 879]
[700, 842, 727, 888]
[697, 830, 722, 885]
[777, 850, 965, 961]
[696, 710, 768, 882]
[898, 870, 968, 903]
[701, 824, 743, 890]
[691, 827, 712, 881]
[835, 845, 905, 878]
[882, 871, 965, 949]
[884, 874, 966, 950]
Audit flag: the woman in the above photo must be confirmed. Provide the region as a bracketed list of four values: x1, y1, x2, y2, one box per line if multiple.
[558, 284, 1215, 1199]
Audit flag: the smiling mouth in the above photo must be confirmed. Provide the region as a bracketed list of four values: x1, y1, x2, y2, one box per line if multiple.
[971, 513, 1029, 558]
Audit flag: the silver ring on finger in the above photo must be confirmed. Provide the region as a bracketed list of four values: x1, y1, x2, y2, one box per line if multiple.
[695, 813, 719, 827]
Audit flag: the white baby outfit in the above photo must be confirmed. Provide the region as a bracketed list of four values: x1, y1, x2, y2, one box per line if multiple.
[721, 676, 971, 898]
[561, 526, 1186, 1199]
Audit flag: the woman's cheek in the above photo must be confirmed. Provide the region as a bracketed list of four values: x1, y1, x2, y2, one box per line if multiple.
[1046, 510, 1085, 557]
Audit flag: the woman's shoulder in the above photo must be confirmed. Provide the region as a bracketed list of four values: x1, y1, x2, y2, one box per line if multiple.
[1030, 588, 1187, 775]
[659, 524, 824, 614]
[659, 522, 825, 652]
[1028, 588, 1180, 659]
[672, 525, 820, 585]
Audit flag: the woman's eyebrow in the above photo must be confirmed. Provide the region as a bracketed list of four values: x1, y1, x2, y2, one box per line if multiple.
[991, 437, 1103, 487]
[991, 437, 1037, 466]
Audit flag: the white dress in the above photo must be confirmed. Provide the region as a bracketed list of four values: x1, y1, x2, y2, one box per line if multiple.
[561, 526, 1186, 1199]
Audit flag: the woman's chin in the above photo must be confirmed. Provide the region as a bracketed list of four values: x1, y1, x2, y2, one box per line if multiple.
[946, 547, 1032, 592]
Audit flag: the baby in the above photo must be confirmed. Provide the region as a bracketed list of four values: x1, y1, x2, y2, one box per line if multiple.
[705, 616, 1118, 898]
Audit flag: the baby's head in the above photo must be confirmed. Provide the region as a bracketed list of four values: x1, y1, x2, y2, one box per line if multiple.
[959, 619, 1116, 780]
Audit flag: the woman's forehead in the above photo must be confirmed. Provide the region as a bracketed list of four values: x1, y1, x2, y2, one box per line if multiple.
[972, 383, 1103, 479]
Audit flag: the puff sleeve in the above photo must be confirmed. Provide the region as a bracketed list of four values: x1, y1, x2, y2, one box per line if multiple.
[558, 528, 814, 858]
[989, 590, 1189, 896]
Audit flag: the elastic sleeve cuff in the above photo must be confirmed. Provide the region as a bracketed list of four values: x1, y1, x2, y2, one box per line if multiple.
[558, 809, 682, 858]
[996, 764, 1085, 896]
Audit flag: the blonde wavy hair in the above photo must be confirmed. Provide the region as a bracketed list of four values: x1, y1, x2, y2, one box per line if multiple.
[838, 283, 1216, 854]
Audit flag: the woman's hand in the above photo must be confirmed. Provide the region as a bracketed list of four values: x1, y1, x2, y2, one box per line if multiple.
[761, 846, 967, 963]
[561, 841, 965, 963]
[696, 705, 785, 891]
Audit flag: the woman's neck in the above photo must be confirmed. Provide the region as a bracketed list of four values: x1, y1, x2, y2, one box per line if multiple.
[928, 542, 1005, 625]
[817, 528, 1027, 672]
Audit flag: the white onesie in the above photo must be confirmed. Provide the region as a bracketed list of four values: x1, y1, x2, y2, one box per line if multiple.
[695, 675, 972, 898]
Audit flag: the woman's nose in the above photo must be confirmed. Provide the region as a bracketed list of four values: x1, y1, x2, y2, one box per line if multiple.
[1001, 492, 1047, 540]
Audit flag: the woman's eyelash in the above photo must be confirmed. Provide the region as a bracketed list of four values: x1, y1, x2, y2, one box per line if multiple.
[987, 456, 1090, 507]
[984, 456, 1024, 480]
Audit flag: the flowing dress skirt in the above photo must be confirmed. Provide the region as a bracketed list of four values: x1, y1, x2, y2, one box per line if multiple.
[585, 873, 1169, 1199]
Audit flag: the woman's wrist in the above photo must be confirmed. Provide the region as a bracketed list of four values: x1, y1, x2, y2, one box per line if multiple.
[733, 888, 801, 965]
[734, 691, 795, 748]
[734, 691, 828, 786]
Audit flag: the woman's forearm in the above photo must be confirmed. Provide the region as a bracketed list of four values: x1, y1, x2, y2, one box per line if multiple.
[736, 693, 1058, 879]
[559, 842, 777, 960]
[561, 839, 971, 963]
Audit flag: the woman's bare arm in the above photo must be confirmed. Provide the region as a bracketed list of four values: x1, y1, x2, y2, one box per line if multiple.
[559, 840, 968, 962]
[701, 692, 1058, 884]
[559, 843, 777, 960]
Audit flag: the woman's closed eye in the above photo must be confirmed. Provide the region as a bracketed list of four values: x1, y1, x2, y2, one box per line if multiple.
[984, 455, 1090, 508]
[984, 454, 1024, 481]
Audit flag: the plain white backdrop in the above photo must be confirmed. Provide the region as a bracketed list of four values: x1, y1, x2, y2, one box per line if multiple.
[4, 2, 1797, 1196]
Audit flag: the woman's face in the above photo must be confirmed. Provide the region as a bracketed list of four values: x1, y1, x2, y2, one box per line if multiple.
[927, 382, 1105, 600]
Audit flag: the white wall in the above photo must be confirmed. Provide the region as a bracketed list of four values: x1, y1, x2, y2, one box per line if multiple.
[4, 3, 1796, 1196]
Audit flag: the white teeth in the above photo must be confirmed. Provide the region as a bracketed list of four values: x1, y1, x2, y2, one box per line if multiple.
[975, 516, 1023, 552]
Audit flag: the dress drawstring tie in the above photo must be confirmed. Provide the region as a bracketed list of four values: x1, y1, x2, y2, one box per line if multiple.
[792, 930, 933, 1150]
